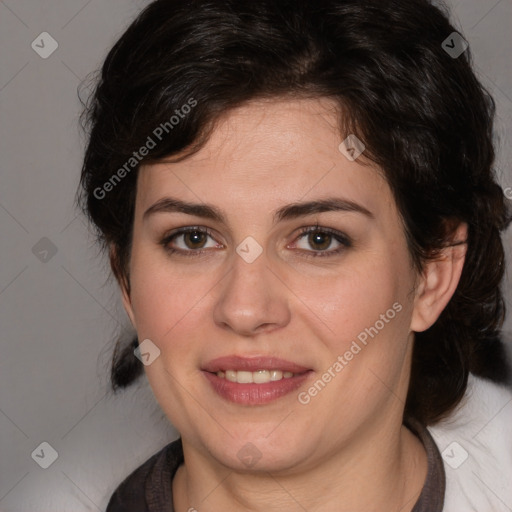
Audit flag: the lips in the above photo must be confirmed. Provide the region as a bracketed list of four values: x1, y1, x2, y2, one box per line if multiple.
[202, 355, 310, 374]
[202, 356, 313, 405]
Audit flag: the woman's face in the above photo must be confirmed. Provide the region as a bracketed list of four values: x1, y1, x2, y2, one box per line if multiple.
[122, 98, 421, 472]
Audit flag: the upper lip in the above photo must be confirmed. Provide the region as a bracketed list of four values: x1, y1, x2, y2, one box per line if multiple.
[202, 356, 311, 373]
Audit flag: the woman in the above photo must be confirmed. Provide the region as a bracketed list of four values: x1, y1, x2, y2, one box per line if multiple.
[78, 0, 512, 510]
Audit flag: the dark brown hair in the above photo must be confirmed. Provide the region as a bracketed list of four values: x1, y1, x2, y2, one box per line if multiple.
[78, 0, 511, 425]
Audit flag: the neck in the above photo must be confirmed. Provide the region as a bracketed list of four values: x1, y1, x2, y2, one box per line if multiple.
[172, 419, 427, 512]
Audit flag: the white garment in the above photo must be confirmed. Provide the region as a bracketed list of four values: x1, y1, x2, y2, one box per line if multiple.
[428, 373, 512, 511]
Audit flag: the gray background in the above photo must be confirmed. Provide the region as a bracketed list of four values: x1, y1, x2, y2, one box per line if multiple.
[0, 0, 511, 510]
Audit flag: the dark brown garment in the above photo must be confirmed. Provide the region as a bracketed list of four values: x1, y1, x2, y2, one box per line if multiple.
[106, 418, 445, 511]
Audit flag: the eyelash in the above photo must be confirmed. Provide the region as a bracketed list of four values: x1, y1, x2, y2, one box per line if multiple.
[160, 224, 352, 259]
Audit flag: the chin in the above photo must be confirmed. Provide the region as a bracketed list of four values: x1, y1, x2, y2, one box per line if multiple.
[202, 432, 306, 473]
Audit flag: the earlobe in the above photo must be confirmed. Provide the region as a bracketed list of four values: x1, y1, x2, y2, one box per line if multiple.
[410, 223, 468, 333]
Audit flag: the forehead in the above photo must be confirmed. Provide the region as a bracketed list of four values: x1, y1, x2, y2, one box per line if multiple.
[136, 98, 390, 218]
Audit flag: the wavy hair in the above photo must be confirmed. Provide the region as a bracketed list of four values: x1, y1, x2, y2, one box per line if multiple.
[78, 0, 511, 425]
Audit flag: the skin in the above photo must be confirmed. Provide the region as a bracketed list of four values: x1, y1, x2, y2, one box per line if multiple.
[118, 97, 467, 511]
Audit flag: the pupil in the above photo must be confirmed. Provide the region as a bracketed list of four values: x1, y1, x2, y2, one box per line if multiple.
[309, 232, 330, 250]
[186, 231, 205, 248]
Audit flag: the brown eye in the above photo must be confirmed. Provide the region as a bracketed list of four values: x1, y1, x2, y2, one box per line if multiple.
[307, 231, 333, 251]
[183, 230, 208, 249]
[293, 226, 352, 258]
[161, 226, 221, 255]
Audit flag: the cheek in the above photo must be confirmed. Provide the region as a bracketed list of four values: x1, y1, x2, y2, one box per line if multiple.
[291, 254, 407, 347]
[294, 264, 412, 414]
[127, 243, 201, 339]
[130, 268, 210, 340]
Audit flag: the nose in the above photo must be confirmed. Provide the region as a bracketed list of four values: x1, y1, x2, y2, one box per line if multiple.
[212, 249, 291, 337]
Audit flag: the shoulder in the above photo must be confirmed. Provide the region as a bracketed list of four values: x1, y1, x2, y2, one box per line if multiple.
[106, 438, 183, 512]
[428, 374, 512, 512]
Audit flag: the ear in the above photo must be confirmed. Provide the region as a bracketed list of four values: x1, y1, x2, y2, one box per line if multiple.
[410, 222, 468, 333]
[109, 244, 137, 330]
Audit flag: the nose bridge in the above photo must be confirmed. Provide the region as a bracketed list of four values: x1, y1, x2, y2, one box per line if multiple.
[212, 243, 290, 335]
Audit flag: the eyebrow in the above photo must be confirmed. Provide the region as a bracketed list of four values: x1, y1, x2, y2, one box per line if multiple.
[143, 196, 374, 224]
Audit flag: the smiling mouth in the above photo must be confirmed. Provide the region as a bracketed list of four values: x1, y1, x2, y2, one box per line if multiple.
[201, 355, 313, 404]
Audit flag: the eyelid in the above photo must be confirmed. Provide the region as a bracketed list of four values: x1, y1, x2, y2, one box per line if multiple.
[295, 224, 352, 243]
[289, 224, 352, 258]
[160, 226, 222, 253]
[160, 224, 352, 257]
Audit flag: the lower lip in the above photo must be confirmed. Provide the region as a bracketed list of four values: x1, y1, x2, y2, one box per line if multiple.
[203, 371, 312, 405]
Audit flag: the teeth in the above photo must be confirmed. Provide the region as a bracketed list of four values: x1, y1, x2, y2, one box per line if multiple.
[254, 370, 270, 383]
[237, 371, 253, 384]
[225, 370, 237, 382]
[270, 370, 283, 381]
[217, 369, 296, 383]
